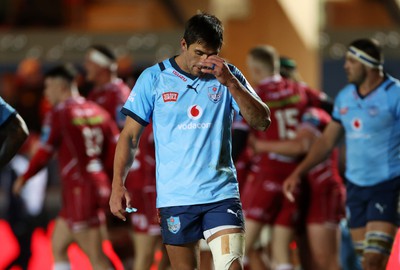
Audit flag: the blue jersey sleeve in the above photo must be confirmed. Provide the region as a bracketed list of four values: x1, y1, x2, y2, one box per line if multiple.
[332, 100, 341, 122]
[331, 86, 350, 123]
[0, 96, 16, 128]
[122, 68, 156, 126]
[386, 81, 400, 119]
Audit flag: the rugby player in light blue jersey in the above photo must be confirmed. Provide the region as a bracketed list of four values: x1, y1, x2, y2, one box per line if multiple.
[283, 38, 400, 270]
[109, 12, 271, 270]
[0, 96, 29, 168]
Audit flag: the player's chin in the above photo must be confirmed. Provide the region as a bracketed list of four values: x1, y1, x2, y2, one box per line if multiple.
[347, 77, 356, 84]
[192, 68, 203, 76]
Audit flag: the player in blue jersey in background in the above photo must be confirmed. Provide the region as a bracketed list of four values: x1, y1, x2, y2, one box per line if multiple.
[109, 12, 271, 270]
[0, 96, 29, 169]
[283, 38, 400, 270]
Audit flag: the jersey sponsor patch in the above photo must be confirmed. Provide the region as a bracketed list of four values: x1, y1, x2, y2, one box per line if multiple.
[340, 107, 348, 115]
[162, 92, 179, 102]
[172, 70, 187, 82]
[187, 105, 203, 120]
[167, 216, 181, 234]
[351, 118, 362, 130]
[128, 92, 136, 102]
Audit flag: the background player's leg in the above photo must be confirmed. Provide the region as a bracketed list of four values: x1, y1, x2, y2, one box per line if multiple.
[74, 226, 113, 270]
[307, 223, 340, 270]
[271, 225, 295, 270]
[132, 233, 160, 270]
[52, 218, 73, 269]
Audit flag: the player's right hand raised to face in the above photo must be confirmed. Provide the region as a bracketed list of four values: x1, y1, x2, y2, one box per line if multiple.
[109, 184, 131, 221]
[282, 174, 301, 203]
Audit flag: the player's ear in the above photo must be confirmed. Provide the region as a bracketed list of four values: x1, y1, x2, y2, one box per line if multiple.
[180, 38, 188, 51]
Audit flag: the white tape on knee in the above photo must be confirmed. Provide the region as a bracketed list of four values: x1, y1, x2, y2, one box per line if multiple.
[200, 238, 211, 251]
[53, 262, 71, 270]
[208, 233, 245, 270]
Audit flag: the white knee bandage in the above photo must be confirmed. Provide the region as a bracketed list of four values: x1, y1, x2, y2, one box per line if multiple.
[208, 233, 245, 270]
[200, 238, 211, 251]
[53, 262, 71, 270]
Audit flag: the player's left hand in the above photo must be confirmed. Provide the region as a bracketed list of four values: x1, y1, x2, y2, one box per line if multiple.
[109, 184, 131, 221]
[12, 176, 25, 195]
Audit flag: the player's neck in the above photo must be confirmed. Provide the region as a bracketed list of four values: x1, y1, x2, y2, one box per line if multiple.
[174, 55, 188, 73]
[56, 92, 73, 105]
[359, 72, 384, 95]
[94, 72, 114, 88]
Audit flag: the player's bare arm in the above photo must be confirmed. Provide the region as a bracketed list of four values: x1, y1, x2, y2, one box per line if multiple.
[200, 55, 271, 131]
[0, 114, 29, 169]
[251, 127, 316, 157]
[110, 117, 144, 221]
[283, 121, 344, 201]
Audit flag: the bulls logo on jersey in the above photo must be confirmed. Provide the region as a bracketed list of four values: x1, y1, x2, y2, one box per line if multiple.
[208, 85, 222, 103]
[368, 106, 379, 116]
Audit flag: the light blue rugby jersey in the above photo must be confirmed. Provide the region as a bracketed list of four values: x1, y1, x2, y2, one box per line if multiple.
[122, 57, 258, 207]
[332, 75, 400, 186]
[0, 96, 16, 128]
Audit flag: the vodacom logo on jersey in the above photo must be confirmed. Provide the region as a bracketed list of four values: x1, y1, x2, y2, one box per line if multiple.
[187, 104, 203, 119]
[177, 104, 212, 130]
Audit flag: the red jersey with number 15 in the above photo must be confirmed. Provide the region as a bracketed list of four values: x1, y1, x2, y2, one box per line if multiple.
[251, 75, 326, 177]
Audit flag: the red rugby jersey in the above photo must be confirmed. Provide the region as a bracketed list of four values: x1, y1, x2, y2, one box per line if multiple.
[87, 78, 130, 129]
[251, 75, 326, 176]
[23, 96, 119, 182]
